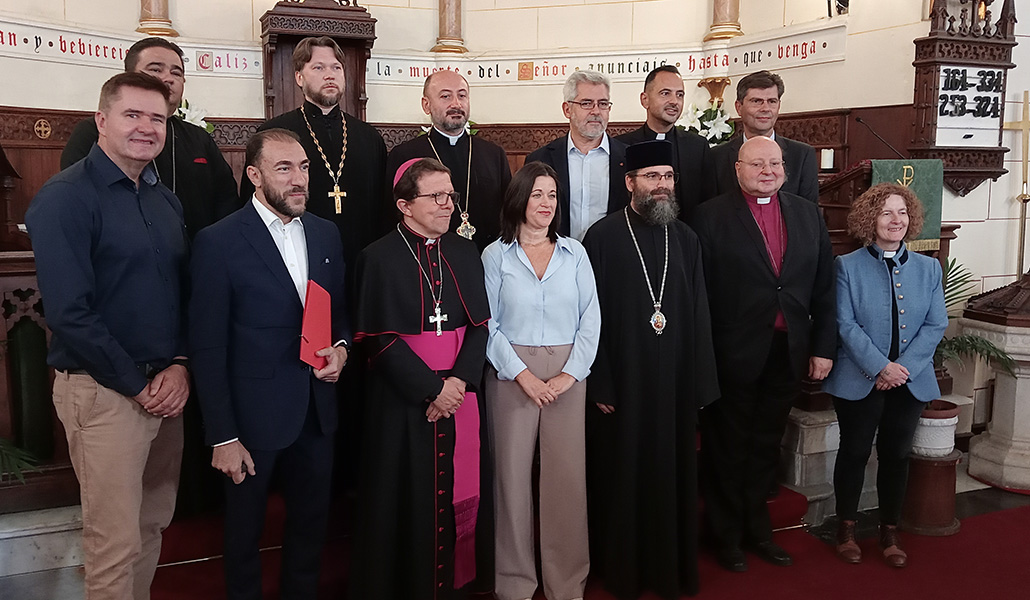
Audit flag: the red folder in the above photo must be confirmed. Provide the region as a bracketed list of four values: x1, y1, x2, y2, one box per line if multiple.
[301, 280, 331, 370]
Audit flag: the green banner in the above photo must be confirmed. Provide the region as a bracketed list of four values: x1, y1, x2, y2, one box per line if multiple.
[871, 159, 944, 252]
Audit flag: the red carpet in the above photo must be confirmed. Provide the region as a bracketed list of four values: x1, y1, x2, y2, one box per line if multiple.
[153, 503, 1030, 599]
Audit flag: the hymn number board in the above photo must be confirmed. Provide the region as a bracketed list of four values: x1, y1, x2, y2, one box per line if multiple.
[935, 65, 1005, 147]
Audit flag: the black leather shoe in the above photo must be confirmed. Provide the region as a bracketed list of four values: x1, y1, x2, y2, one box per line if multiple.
[746, 540, 793, 566]
[716, 547, 748, 572]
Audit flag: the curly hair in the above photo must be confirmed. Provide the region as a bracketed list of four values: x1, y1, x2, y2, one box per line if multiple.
[846, 182, 925, 246]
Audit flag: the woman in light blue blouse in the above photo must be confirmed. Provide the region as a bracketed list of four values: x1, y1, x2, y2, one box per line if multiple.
[482, 161, 600, 600]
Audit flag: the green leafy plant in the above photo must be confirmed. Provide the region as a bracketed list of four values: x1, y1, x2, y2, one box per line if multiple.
[0, 436, 38, 484]
[935, 258, 1015, 376]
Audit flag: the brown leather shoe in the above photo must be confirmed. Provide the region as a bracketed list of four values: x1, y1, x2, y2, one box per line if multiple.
[879, 524, 908, 568]
[835, 519, 862, 564]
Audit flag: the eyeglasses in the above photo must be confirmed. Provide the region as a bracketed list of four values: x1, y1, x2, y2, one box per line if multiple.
[568, 99, 613, 111]
[737, 160, 785, 171]
[635, 172, 679, 183]
[413, 191, 460, 205]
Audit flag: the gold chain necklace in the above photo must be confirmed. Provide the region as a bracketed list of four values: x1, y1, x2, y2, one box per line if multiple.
[426, 132, 476, 240]
[301, 106, 349, 214]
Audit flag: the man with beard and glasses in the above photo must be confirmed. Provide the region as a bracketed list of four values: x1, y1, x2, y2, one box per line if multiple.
[617, 65, 710, 223]
[190, 128, 350, 600]
[694, 136, 835, 573]
[243, 36, 388, 275]
[386, 70, 512, 251]
[582, 140, 719, 600]
[528, 70, 627, 241]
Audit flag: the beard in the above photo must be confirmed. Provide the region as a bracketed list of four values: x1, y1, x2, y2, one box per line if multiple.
[305, 82, 342, 108]
[437, 109, 468, 134]
[265, 184, 308, 218]
[633, 186, 679, 226]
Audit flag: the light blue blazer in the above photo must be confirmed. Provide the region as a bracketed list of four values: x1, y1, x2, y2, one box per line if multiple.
[822, 243, 948, 402]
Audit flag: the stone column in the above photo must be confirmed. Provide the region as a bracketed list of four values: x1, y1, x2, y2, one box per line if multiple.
[137, 0, 179, 37]
[965, 318, 1030, 491]
[431, 0, 468, 53]
[704, 0, 743, 42]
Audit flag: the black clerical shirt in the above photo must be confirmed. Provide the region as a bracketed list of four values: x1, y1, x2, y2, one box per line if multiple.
[26, 144, 188, 397]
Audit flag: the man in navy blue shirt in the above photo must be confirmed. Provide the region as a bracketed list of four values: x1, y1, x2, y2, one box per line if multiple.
[26, 71, 190, 600]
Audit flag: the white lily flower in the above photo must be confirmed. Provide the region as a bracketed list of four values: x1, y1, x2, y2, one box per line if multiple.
[703, 110, 733, 141]
[679, 103, 703, 132]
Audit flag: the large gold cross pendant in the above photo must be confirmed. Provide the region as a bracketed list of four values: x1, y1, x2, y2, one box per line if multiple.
[329, 185, 347, 214]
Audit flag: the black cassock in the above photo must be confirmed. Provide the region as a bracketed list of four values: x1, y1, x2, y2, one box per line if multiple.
[350, 225, 491, 600]
[582, 208, 719, 599]
[386, 129, 512, 251]
[242, 101, 390, 271]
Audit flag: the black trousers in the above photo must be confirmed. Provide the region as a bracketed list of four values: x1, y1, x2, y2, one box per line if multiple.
[832, 386, 925, 525]
[223, 398, 335, 600]
[701, 332, 798, 549]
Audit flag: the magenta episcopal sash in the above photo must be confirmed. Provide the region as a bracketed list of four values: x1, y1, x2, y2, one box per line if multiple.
[400, 326, 480, 589]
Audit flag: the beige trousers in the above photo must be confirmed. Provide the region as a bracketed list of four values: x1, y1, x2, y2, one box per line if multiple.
[486, 344, 588, 600]
[53, 372, 183, 600]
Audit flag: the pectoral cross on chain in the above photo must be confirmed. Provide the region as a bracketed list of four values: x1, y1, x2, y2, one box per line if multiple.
[329, 185, 347, 214]
[429, 303, 448, 336]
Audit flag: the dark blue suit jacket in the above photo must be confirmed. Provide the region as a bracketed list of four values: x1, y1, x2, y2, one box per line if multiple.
[190, 201, 350, 451]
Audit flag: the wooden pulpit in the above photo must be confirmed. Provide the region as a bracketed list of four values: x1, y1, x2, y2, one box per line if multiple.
[259, 0, 377, 120]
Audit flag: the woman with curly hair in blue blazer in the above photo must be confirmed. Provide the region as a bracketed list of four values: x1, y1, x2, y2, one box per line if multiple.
[823, 182, 948, 568]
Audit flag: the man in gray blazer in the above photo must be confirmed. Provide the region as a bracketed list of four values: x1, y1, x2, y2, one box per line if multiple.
[704, 70, 819, 204]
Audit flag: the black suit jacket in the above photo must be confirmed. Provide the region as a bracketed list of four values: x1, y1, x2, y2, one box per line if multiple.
[525, 134, 627, 238]
[693, 189, 836, 384]
[189, 202, 350, 451]
[704, 134, 819, 204]
[616, 125, 709, 223]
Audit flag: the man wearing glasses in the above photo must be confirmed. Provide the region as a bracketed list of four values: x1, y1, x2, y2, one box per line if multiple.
[527, 70, 628, 241]
[703, 70, 820, 204]
[582, 140, 719, 599]
[694, 136, 836, 573]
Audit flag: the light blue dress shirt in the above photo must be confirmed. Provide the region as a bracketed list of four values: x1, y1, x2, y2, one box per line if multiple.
[482, 236, 601, 381]
[567, 133, 611, 241]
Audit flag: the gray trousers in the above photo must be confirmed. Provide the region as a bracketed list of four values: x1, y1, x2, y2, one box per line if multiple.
[486, 344, 589, 600]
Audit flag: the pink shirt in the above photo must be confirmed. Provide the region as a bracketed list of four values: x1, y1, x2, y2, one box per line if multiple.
[743, 192, 788, 331]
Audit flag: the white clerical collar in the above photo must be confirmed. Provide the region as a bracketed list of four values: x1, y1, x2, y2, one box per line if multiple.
[743, 131, 776, 142]
[883, 250, 897, 259]
[655, 132, 666, 140]
[433, 127, 464, 146]
[756, 197, 772, 205]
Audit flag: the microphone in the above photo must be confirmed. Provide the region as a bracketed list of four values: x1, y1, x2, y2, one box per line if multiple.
[854, 117, 907, 159]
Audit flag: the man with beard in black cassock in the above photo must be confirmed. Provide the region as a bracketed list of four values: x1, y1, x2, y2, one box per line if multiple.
[386, 70, 512, 251]
[583, 140, 720, 599]
[349, 158, 490, 600]
[242, 36, 389, 273]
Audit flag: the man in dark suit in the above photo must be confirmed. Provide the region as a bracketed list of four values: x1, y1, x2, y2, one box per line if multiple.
[617, 65, 710, 223]
[694, 136, 835, 573]
[190, 128, 351, 600]
[526, 70, 627, 240]
[704, 70, 819, 204]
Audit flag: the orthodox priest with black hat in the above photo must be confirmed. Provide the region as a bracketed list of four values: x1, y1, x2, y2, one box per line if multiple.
[583, 140, 719, 599]
[242, 36, 389, 271]
[349, 158, 490, 600]
[386, 70, 512, 251]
